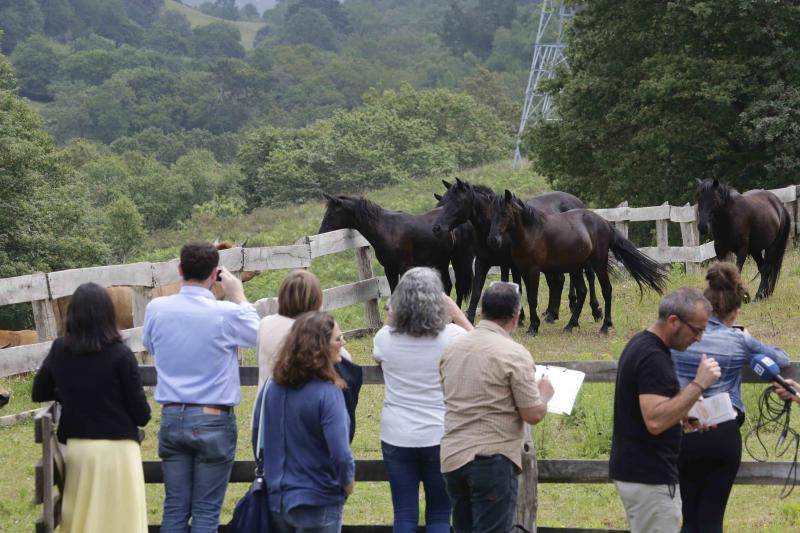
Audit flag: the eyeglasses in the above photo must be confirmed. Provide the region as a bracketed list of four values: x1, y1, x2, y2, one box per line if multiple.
[332, 333, 345, 344]
[678, 317, 705, 338]
[489, 281, 521, 293]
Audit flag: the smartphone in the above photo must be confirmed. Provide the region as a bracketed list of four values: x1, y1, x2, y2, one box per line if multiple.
[216, 270, 222, 282]
[732, 324, 745, 331]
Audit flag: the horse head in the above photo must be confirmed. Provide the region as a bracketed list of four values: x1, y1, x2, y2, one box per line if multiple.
[319, 193, 359, 233]
[432, 178, 474, 237]
[695, 178, 729, 236]
[488, 190, 525, 250]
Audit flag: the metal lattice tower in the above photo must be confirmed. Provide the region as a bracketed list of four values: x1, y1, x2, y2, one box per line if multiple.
[513, 1, 575, 168]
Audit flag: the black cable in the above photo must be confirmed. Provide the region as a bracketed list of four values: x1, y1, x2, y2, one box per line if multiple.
[743, 386, 798, 498]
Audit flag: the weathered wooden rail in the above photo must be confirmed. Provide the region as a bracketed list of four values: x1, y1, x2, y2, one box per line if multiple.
[34, 361, 800, 533]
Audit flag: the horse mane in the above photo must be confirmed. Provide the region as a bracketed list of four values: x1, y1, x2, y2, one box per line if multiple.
[698, 179, 737, 204]
[345, 196, 385, 227]
[491, 192, 546, 228]
[468, 183, 496, 198]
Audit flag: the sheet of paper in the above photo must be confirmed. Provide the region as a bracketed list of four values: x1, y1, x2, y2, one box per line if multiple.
[688, 392, 737, 426]
[534, 364, 586, 415]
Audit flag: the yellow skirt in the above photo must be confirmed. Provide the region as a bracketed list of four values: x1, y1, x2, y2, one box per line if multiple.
[61, 439, 148, 533]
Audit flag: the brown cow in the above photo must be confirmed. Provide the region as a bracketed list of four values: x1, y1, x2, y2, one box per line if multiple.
[52, 241, 258, 336]
[0, 329, 39, 348]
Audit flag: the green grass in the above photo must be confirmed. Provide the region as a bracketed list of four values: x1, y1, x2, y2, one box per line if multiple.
[164, 0, 266, 50]
[3, 160, 800, 531]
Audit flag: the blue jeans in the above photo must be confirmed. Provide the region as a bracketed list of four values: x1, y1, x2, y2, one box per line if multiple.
[381, 441, 451, 533]
[158, 405, 237, 533]
[270, 503, 343, 533]
[443, 454, 519, 533]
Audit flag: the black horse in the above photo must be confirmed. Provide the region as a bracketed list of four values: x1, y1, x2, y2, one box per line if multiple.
[432, 178, 602, 325]
[319, 194, 475, 304]
[489, 190, 668, 336]
[696, 178, 790, 300]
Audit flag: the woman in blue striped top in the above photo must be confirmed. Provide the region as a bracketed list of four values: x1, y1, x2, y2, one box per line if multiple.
[671, 262, 789, 533]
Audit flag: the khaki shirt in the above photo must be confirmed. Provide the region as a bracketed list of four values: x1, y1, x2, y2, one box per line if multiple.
[439, 320, 542, 473]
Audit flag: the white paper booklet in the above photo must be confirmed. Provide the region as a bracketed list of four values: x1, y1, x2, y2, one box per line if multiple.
[534, 365, 586, 415]
[687, 392, 737, 426]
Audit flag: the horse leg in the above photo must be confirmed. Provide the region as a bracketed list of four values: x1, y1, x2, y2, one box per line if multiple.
[512, 266, 526, 325]
[466, 258, 490, 324]
[594, 265, 613, 334]
[584, 265, 602, 321]
[568, 274, 578, 314]
[521, 269, 541, 336]
[500, 265, 510, 282]
[563, 271, 587, 333]
[751, 252, 770, 301]
[542, 272, 563, 324]
[386, 269, 400, 294]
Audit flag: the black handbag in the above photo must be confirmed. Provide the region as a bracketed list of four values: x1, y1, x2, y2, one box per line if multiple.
[230, 380, 272, 532]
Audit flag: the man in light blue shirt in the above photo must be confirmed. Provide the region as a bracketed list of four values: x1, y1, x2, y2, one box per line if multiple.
[143, 240, 260, 533]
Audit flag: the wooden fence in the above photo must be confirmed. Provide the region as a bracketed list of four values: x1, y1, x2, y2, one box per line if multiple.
[34, 360, 800, 533]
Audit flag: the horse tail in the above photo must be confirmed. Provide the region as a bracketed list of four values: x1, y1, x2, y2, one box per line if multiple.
[765, 203, 791, 297]
[609, 228, 670, 296]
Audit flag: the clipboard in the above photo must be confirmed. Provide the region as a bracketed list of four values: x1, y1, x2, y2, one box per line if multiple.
[534, 364, 585, 415]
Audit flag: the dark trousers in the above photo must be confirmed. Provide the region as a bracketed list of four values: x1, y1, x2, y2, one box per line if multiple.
[381, 441, 451, 533]
[678, 415, 744, 533]
[443, 454, 519, 533]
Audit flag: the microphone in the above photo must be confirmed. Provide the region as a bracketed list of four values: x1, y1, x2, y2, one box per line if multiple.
[750, 354, 800, 399]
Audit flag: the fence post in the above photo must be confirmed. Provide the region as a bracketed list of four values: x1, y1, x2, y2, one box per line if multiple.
[41, 413, 55, 532]
[515, 424, 537, 532]
[794, 186, 800, 246]
[655, 201, 669, 249]
[354, 246, 382, 329]
[613, 201, 629, 239]
[679, 203, 701, 275]
[31, 300, 58, 342]
[131, 287, 153, 364]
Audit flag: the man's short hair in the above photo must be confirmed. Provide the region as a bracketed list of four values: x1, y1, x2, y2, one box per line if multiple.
[480, 282, 522, 321]
[180, 240, 219, 281]
[658, 288, 711, 321]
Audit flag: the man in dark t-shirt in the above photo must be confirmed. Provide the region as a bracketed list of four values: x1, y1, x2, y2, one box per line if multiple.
[610, 288, 721, 533]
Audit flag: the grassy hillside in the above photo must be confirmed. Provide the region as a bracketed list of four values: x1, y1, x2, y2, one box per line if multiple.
[164, 0, 267, 50]
[2, 161, 800, 530]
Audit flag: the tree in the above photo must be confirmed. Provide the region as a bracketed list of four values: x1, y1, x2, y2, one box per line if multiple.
[145, 11, 194, 55]
[280, 8, 339, 51]
[240, 3, 261, 21]
[39, 0, 77, 39]
[0, 52, 107, 279]
[525, 0, 800, 207]
[192, 22, 246, 58]
[199, 0, 240, 21]
[123, 0, 164, 28]
[286, 0, 350, 34]
[440, 0, 518, 60]
[0, 0, 45, 54]
[102, 195, 145, 262]
[10, 35, 62, 100]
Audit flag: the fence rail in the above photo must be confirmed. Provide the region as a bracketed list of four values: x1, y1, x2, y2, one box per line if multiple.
[33, 361, 800, 533]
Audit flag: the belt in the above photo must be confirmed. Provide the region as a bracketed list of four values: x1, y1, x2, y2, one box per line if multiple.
[163, 403, 232, 412]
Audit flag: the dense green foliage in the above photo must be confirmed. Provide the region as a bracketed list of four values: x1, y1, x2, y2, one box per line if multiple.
[525, 0, 800, 206]
[0, 54, 107, 279]
[239, 85, 509, 207]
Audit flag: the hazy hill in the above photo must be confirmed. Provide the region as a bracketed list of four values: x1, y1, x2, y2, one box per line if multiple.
[178, 0, 277, 14]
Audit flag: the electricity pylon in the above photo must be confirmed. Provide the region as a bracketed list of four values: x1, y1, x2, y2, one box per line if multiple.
[512, 1, 575, 168]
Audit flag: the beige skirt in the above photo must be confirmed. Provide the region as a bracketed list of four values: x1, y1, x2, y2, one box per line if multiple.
[61, 439, 148, 533]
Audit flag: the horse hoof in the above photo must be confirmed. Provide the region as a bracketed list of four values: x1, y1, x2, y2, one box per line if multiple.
[592, 310, 603, 322]
[525, 328, 539, 337]
[543, 314, 557, 324]
[563, 325, 576, 333]
[598, 327, 610, 335]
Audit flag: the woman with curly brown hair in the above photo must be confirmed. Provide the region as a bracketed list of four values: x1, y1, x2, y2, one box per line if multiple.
[264, 311, 355, 533]
[671, 262, 789, 533]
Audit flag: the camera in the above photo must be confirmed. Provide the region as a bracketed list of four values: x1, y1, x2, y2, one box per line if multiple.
[216, 270, 222, 282]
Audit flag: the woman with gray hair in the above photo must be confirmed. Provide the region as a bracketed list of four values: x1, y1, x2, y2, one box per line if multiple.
[373, 267, 472, 533]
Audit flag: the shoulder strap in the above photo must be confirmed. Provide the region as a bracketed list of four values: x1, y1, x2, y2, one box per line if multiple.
[254, 378, 271, 473]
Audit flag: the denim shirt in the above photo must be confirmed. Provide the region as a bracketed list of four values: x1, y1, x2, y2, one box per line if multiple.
[671, 315, 790, 413]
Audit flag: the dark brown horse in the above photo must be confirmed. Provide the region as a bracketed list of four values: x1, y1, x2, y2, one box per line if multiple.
[319, 194, 475, 304]
[696, 178, 790, 300]
[489, 190, 668, 335]
[432, 178, 602, 325]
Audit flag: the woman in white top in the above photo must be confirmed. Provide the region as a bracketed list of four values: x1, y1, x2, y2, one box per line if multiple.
[257, 270, 351, 389]
[374, 267, 472, 533]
